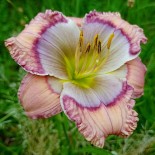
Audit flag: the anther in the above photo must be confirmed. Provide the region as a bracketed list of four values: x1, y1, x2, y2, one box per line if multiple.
[107, 33, 114, 49]
[79, 31, 84, 51]
[94, 34, 99, 48]
[85, 43, 91, 53]
[98, 41, 102, 53]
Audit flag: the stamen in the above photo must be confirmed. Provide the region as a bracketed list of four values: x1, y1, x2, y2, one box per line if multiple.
[74, 32, 109, 80]
[84, 35, 102, 74]
[80, 30, 83, 37]
[92, 34, 115, 72]
[78, 43, 91, 75]
[75, 30, 84, 75]
[107, 33, 114, 49]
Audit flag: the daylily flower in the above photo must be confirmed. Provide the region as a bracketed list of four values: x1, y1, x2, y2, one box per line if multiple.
[5, 10, 147, 148]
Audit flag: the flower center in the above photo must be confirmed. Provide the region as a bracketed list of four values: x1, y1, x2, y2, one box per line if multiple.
[64, 31, 114, 88]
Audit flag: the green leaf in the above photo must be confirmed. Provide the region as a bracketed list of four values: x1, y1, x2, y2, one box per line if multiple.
[75, 146, 112, 155]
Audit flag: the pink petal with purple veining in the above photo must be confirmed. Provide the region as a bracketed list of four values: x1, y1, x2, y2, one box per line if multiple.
[18, 73, 62, 119]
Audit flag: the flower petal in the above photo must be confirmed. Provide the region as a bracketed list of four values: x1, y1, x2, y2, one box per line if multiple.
[61, 74, 129, 108]
[5, 10, 80, 79]
[126, 57, 146, 98]
[61, 82, 138, 148]
[68, 17, 82, 27]
[109, 65, 127, 80]
[109, 57, 146, 98]
[18, 73, 62, 119]
[82, 11, 147, 73]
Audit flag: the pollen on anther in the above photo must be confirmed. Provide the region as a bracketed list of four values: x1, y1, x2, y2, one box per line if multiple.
[85, 43, 91, 53]
[94, 34, 99, 48]
[79, 31, 84, 49]
[98, 41, 102, 53]
[107, 33, 115, 49]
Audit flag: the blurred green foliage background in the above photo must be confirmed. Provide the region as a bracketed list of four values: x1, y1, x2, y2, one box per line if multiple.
[0, 0, 155, 154]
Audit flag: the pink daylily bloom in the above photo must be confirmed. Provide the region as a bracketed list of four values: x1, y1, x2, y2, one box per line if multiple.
[5, 10, 147, 148]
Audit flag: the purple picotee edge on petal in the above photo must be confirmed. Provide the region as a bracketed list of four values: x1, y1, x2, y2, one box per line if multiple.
[34, 10, 68, 46]
[5, 37, 46, 75]
[32, 10, 68, 74]
[62, 82, 133, 110]
[107, 82, 133, 107]
[85, 11, 120, 29]
[85, 11, 147, 55]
